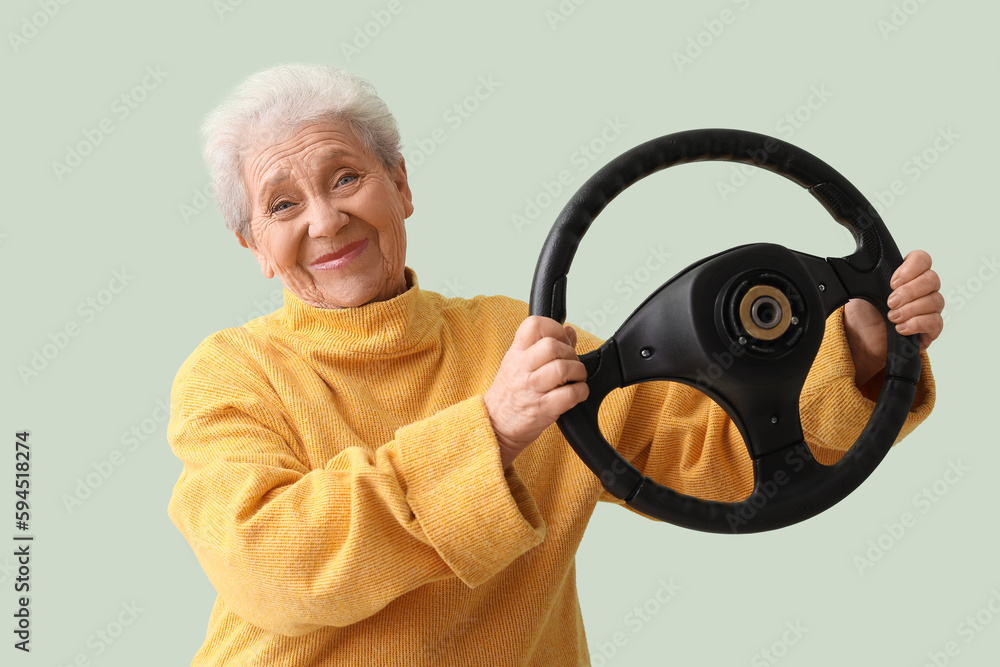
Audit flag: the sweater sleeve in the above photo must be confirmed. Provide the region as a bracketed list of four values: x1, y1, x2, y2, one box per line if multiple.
[166, 337, 545, 637]
[593, 305, 936, 507]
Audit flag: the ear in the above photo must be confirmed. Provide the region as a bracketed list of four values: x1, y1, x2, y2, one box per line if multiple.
[235, 231, 275, 279]
[392, 155, 414, 219]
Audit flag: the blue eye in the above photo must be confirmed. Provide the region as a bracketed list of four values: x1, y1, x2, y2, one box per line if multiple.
[337, 174, 357, 187]
[271, 201, 293, 214]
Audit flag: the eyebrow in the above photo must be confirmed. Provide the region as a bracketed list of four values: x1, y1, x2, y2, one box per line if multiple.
[256, 150, 356, 203]
[259, 171, 291, 199]
[316, 149, 354, 164]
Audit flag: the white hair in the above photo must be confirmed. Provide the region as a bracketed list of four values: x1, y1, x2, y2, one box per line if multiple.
[201, 64, 402, 243]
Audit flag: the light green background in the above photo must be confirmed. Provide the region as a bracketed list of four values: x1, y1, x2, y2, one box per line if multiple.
[3, 0, 997, 664]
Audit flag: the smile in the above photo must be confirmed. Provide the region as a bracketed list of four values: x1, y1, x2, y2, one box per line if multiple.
[310, 239, 368, 270]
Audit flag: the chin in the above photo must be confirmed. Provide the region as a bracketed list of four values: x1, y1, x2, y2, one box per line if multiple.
[334, 274, 402, 306]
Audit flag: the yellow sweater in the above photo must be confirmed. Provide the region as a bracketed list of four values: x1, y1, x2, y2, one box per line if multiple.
[167, 268, 934, 666]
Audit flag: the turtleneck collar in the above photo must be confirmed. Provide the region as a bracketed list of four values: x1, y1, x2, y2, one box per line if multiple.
[268, 267, 441, 355]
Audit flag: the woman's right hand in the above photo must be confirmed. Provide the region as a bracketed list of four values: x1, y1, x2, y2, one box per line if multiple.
[484, 316, 590, 469]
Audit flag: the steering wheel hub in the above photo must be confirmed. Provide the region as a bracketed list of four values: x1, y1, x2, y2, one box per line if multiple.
[723, 270, 807, 359]
[743, 287, 788, 336]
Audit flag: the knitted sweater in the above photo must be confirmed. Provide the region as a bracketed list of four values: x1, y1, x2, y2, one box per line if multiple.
[166, 268, 934, 666]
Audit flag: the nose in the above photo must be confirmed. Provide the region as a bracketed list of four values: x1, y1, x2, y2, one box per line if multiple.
[307, 198, 350, 237]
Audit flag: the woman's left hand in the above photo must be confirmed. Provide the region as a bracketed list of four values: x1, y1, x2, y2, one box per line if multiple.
[842, 249, 944, 387]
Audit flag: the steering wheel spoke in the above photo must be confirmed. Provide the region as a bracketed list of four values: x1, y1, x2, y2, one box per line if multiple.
[560, 340, 646, 500]
[788, 250, 850, 317]
[721, 383, 807, 460]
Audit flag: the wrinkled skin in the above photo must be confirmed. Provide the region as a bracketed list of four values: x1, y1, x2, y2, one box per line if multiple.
[237, 121, 412, 309]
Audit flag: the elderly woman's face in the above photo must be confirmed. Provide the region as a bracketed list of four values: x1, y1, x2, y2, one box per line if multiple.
[237, 121, 413, 309]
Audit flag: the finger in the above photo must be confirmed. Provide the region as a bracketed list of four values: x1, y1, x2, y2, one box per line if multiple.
[528, 358, 588, 392]
[888, 269, 941, 309]
[538, 379, 591, 416]
[511, 316, 569, 350]
[888, 291, 945, 323]
[523, 340, 585, 379]
[890, 250, 932, 289]
[893, 312, 944, 344]
[564, 325, 578, 350]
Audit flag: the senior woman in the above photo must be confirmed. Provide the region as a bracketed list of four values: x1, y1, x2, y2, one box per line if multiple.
[167, 64, 941, 666]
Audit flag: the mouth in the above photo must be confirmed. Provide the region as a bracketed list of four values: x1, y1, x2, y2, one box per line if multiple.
[310, 238, 369, 270]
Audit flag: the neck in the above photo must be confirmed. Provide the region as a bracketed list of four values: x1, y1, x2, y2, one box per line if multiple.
[269, 267, 441, 355]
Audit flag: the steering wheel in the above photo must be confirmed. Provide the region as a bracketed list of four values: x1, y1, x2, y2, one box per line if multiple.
[529, 128, 923, 534]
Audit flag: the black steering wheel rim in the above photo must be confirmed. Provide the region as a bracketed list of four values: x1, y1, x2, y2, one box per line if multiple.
[529, 128, 923, 534]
